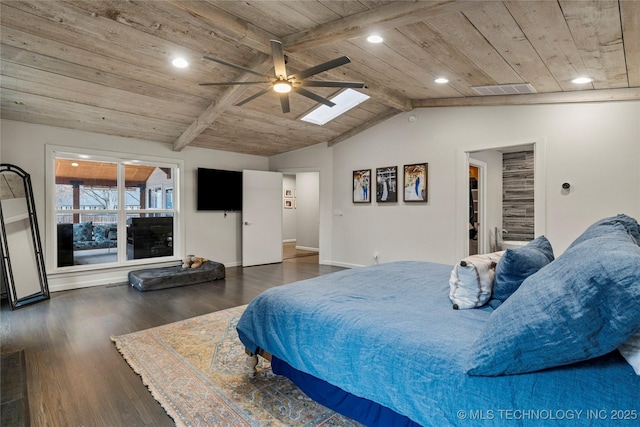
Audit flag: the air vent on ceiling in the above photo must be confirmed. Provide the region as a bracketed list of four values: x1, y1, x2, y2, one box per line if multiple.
[471, 83, 536, 96]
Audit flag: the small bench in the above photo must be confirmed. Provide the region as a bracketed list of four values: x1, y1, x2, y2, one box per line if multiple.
[128, 261, 225, 291]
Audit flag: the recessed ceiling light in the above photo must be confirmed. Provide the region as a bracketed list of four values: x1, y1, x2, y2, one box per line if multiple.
[71, 162, 79, 167]
[367, 35, 383, 43]
[572, 76, 593, 84]
[172, 57, 189, 68]
[434, 77, 449, 84]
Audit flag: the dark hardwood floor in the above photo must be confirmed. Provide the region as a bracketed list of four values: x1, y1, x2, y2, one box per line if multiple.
[0, 259, 344, 426]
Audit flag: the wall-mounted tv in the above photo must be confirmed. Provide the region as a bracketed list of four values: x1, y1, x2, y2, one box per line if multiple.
[197, 168, 242, 211]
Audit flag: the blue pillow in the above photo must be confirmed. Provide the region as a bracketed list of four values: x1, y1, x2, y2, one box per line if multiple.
[490, 236, 554, 308]
[73, 221, 93, 242]
[93, 223, 117, 244]
[568, 214, 640, 249]
[467, 229, 640, 376]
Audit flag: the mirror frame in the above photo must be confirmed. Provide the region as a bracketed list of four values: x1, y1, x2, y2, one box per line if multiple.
[0, 163, 50, 310]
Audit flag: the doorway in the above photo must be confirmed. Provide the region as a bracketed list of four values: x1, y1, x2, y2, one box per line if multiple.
[457, 139, 546, 260]
[468, 164, 480, 255]
[283, 242, 319, 262]
[282, 172, 320, 264]
[468, 158, 488, 255]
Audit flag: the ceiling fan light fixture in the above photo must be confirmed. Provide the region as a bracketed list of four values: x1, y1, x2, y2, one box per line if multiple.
[273, 82, 292, 93]
[201, 40, 362, 113]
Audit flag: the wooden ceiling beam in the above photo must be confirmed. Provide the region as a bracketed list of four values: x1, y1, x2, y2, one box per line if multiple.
[411, 88, 640, 108]
[173, 54, 272, 151]
[361, 82, 412, 112]
[620, 0, 640, 87]
[165, 0, 274, 54]
[281, 1, 473, 52]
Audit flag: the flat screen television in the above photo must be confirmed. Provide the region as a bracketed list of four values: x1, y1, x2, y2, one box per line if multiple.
[197, 168, 243, 211]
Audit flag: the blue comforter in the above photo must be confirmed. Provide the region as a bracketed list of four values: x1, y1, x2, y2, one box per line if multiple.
[236, 261, 639, 426]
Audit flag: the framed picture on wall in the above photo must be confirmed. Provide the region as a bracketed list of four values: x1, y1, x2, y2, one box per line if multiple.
[352, 169, 371, 203]
[403, 163, 428, 203]
[376, 166, 397, 203]
[284, 199, 294, 209]
[284, 188, 294, 198]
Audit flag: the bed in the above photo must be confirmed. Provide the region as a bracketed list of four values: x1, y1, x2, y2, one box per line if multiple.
[236, 215, 640, 426]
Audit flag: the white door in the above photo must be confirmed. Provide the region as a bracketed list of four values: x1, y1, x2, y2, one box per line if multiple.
[242, 170, 283, 266]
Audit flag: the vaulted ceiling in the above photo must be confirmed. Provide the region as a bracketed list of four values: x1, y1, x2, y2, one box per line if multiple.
[1, 1, 639, 157]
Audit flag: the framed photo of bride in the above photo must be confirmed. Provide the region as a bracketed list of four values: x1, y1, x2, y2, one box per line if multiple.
[352, 169, 371, 203]
[403, 163, 428, 203]
[376, 166, 397, 203]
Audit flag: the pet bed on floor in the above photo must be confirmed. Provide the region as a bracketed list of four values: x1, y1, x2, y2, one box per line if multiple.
[128, 261, 225, 291]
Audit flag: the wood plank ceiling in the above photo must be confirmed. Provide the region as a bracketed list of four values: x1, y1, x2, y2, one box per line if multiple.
[1, 1, 639, 157]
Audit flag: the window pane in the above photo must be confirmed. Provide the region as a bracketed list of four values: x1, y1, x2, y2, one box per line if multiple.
[148, 187, 162, 208]
[126, 214, 173, 260]
[55, 159, 118, 266]
[165, 188, 173, 209]
[56, 184, 73, 210]
[55, 159, 117, 210]
[56, 213, 118, 267]
[125, 165, 173, 210]
[53, 154, 179, 270]
[125, 187, 141, 210]
[78, 185, 118, 210]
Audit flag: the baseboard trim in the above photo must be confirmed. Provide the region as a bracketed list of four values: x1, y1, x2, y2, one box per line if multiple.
[321, 260, 361, 269]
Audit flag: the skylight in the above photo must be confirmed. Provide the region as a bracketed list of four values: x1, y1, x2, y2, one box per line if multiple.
[300, 89, 370, 126]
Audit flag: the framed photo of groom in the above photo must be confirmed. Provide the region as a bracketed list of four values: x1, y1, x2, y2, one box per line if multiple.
[403, 163, 428, 203]
[376, 166, 397, 203]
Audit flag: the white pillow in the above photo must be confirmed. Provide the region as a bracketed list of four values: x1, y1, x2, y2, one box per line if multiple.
[449, 251, 504, 309]
[619, 330, 640, 375]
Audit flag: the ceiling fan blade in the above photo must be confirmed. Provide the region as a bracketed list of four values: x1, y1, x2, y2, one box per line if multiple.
[235, 87, 272, 107]
[299, 80, 365, 88]
[199, 81, 271, 86]
[270, 40, 287, 78]
[291, 56, 351, 80]
[293, 87, 336, 107]
[203, 55, 272, 78]
[279, 93, 290, 113]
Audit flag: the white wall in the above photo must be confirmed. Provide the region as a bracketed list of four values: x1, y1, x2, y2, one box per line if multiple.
[270, 142, 333, 263]
[2, 100, 639, 287]
[295, 172, 319, 251]
[0, 120, 268, 290]
[272, 101, 640, 267]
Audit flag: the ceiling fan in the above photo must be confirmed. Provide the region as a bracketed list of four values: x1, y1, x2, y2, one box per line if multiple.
[199, 40, 365, 113]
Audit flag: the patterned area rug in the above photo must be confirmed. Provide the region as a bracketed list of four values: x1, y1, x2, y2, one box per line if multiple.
[112, 305, 362, 427]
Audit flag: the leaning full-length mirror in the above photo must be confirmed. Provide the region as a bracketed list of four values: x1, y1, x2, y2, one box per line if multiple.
[0, 164, 49, 310]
